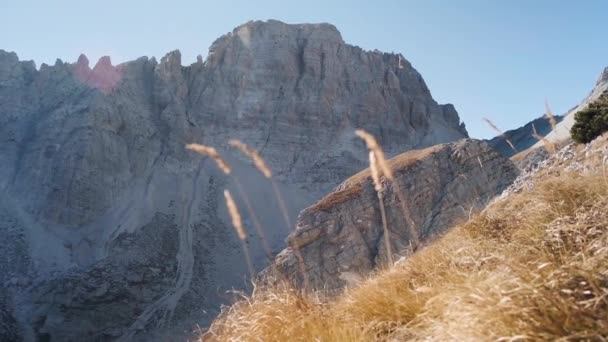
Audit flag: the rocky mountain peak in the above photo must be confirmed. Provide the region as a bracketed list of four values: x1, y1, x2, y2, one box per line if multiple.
[0, 50, 21, 82]
[87, 55, 122, 92]
[206, 20, 344, 66]
[72, 53, 92, 83]
[234, 19, 343, 45]
[94, 55, 113, 69]
[0, 49, 19, 64]
[0, 50, 36, 88]
[159, 49, 183, 73]
[0, 20, 469, 341]
[76, 53, 90, 67]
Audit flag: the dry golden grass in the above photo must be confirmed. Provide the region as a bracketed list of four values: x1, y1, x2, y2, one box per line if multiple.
[224, 189, 254, 279]
[354, 130, 421, 254]
[355, 129, 394, 180]
[369, 150, 394, 264]
[186, 143, 232, 174]
[510, 101, 559, 159]
[369, 151, 382, 192]
[545, 99, 558, 130]
[309, 183, 363, 212]
[228, 139, 272, 178]
[532, 123, 557, 154]
[345, 144, 441, 186]
[225, 139, 292, 231]
[224, 190, 246, 240]
[203, 172, 608, 341]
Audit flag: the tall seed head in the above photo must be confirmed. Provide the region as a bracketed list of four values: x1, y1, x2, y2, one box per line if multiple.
[369, 151, 383, 192]
[482, 118, 518, 153]
[186, 143, 232, 175]
[531, 124, 556, 153]
[355, 129, 394, 180]
[224, 190, 246, 240]
[228, 139, 272, 178]
[545, 99, 558, 130]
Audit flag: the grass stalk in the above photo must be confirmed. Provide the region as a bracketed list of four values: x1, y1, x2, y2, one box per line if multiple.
[482, 117, 518, 154]
[227, 139, 307, 289]
[186, 143, 231, 175]
[532, 123, 557, 154]
[370, 151, 393, 265]
[545, 99, 558, 130]
[224, 189, 255, 279]
[357, 130, 419, 253]
[233, 177, 273, 261]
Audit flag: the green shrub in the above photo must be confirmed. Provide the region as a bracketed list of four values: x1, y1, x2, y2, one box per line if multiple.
[570, 93, 608, 144]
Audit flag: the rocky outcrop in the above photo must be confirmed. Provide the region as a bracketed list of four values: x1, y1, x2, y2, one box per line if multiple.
[0, 20, 467, 341]
[273, 139, 518, 290]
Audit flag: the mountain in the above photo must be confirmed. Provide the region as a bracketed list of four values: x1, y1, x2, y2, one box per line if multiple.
[486, 114, 564, 157]
[533, 67, 608, 146]
[495, 66, 608, 168]
[264, 64, 608, 307]
[203, 62, 608, 342]
[0, 20, 467, 341]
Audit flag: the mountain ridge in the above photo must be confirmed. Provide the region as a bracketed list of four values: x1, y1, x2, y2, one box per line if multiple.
[0, 19, 468, 341]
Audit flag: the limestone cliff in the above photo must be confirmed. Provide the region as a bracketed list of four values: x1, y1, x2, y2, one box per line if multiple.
[0, 20, 467, 341]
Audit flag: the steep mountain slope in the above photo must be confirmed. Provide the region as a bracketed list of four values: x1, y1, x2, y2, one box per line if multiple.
[0, 20, 467, 340]
[205, 135, 608, 342]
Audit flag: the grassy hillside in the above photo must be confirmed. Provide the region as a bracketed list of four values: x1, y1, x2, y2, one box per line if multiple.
[200, 133, 608, 341]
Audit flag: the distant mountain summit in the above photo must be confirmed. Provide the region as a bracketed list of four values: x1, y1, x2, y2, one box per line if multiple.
[0, 20, 467, 340]
[536, 66, 608, 145]
[486, 66, 608, 157]
[486, 114, 564, 157]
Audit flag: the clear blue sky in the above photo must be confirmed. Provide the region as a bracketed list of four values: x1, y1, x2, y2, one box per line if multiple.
[2, 0, 606, 138]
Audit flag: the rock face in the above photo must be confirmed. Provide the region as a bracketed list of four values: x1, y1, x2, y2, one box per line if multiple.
[273, 139, 518, 290]
[0, 20, 467, 340]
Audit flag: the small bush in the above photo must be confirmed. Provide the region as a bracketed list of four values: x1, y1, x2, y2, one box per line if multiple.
[571, 93, 608, 143]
